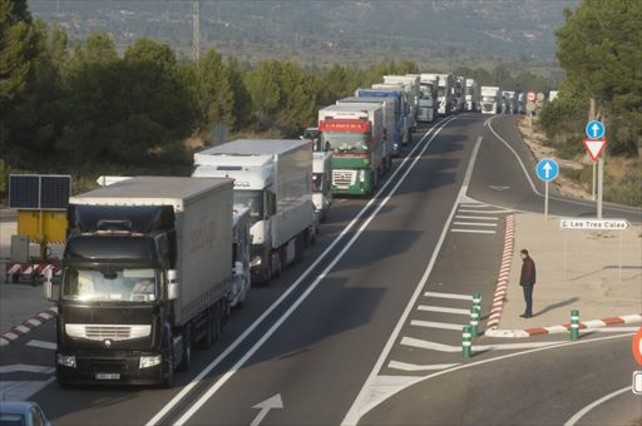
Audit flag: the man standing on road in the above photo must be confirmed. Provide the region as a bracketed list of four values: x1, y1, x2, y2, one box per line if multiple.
[519, 249, 536, 318]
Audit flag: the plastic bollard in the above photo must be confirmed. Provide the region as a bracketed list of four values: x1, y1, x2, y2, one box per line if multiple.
[462, 325, 472, 358]
[570, 309, 580, 340]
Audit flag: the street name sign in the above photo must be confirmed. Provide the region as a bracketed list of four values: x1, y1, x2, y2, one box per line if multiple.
[583, 139, 607, 161]
[585, 120, 605, 139]
[535, 159, 559, 182]
[559, 218, 630, 230]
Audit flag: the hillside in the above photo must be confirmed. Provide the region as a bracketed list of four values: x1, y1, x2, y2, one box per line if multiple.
[30, 0, 578, 69]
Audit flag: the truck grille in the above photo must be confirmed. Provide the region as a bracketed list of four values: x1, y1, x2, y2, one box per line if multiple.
[333, 170, 356, 188]
[65, 324, 151, 341]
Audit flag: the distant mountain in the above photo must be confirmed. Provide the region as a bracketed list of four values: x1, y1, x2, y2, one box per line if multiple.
[29, 0, 578, 69]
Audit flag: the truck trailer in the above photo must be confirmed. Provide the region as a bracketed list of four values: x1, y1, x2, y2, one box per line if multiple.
[371, 83, 416, 141]
[416, 74, 439, 123]
[422, 73, 455, 116]
[465, 78, 480, 112]
[192, 139, 316, 284]
[47, 177, 237, 387]
[354, 88, 407, 147]
[318, 103, 385, 196]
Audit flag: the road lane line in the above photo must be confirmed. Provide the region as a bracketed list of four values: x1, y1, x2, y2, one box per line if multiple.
[154, 117, 460, 426]
[457, 209, 507, 214]
[451, 229, 496, 234]
[26, 340, 56, 350]
[563, 386, 630, 426]
[417, 306, 470, 315]
[454, 215, 499, 220]
[341, 135, 484, 426]
[452, 222, 497, 227]
[387, 361, 459, 372]
[410, 320, 465, 331]
[423, 291, 473, 301]
[401, 336, 565, 352]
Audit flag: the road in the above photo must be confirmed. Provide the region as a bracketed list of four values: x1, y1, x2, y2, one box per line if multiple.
[2, 114, 639, 425]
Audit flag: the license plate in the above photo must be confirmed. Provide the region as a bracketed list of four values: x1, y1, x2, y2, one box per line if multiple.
[95, 373, 120, 380]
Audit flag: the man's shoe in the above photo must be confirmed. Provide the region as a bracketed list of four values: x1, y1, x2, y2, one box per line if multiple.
[519, 314, 527, 318]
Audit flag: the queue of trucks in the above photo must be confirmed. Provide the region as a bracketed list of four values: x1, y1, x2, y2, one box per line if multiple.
[39, 68, 540, 388]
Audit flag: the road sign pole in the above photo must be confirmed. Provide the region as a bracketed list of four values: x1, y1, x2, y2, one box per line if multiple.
[544, 181, 549, 220]
[597, 156, 604, 219]
[592, 162, 597, 201]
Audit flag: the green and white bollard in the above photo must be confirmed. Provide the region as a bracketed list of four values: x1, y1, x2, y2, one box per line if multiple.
[470, 306, 480, 337]
[462, 325, 472, 358]
[472, 292, 482, 307]
[570, 309, 580, 340]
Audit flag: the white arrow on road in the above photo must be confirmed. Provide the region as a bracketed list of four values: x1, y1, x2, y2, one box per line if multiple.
[591, 122, 600, 138]
[251, 394, 283, 426]
[543, 161, 552, 179]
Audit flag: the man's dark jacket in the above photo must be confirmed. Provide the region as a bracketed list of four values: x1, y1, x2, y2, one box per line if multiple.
[520, 256, 536, 286]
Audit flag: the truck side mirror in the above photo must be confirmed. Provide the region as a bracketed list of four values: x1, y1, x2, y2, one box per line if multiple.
[167, 269, 179, 300]
[234, 261, 244, 276]
[44, 268, 55, 301]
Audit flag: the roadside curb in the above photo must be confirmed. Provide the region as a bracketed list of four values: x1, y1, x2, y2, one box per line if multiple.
[485, 214, 515, 329]
[0, 306, 57, 347]
[485, 314, 642, 338]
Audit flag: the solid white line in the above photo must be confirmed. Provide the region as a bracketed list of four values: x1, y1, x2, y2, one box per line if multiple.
[387, 361, 459, 372]
[0, 364, 55, 374]
[454, 215, 499, 220]
[26, 340, 57, 350]
[452, 222, 497, 227]
[563, 386, 630, 426]
[451, 229, 496, 234]
[341, 135, 484, 426]
[423, 291, 473, 301]
[410, 320, 465, 331]
[582, 327, 640, 333]
[169, 118, 460, 426]
[417, 306, 470, 315]
[144, 119, 454, 426]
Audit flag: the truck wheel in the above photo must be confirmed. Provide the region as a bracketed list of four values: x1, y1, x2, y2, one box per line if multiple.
[178, 328, 192, 371]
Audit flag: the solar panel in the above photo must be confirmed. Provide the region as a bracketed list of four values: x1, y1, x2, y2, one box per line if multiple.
[8, 174, 71, 210]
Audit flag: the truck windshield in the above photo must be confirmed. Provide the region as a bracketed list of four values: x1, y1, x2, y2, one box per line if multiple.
[482, 96, 496, 103]
[321, 132, 368, 154]
[62, 267, 158, 302]
[234, 190, 264, 221]
[419, 86, 433, 99]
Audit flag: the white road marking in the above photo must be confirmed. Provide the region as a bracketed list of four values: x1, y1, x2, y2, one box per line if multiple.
[454, 215, 499, 220]
[417, 306, 470, 315]
[341, 135, 484, 426]
[26, 340, 57, 350]
[0, 364, 55, 374]
[250, 394, 283, 426]
[0, 378, 56, 401]
[387, 361, 459, 372]
[401, 337, 565, 352]
[410, 320, 465, 331]
[158, 117, 460, 426]
[457, 209, 508, 214]
[563, 386, 630, 426]
[582, 326, 641, 333]
[452, 222, 497, 227]
[423, 291, 473, 301]
[451, 229, 496, 234]
[352, 333, 635, 422]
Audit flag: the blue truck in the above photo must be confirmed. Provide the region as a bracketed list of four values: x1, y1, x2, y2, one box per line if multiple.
[354, 88, 407, 150]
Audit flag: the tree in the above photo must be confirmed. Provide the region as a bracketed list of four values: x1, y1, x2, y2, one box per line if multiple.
[556, 0, 642, 155]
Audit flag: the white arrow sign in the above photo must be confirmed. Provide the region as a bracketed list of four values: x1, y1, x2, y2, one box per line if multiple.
[251, 394, 284, 426]
[590, 123, 600, 138]
[543, 162, 552, 179]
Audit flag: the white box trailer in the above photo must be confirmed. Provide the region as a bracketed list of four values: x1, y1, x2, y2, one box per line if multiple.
[372, 83, 414, 143]
[192, 139, 315, 283]
[383, 75, 420, 126]
[312, 151, 333, 221]
[465, 78, 480, 112]
[481, 86, 501, 115]
[423, 73, 455, 116]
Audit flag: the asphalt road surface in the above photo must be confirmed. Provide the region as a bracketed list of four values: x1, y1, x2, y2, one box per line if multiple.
[2, 114, 639, 425]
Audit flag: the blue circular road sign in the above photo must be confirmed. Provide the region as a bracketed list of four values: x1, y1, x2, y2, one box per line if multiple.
[585, 120, 605, 139]
[536, 159, 559, 182]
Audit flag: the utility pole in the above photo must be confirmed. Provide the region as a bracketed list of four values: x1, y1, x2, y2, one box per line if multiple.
[192, 0, 200, 62]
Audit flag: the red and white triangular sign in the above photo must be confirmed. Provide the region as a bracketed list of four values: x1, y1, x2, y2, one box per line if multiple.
[583, 139, 607, 161]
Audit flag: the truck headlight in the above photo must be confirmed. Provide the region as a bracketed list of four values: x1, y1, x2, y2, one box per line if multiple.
[250, 256, 262, 267]
[139, 355, 162, 369]
[56, 354, 77, 368]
